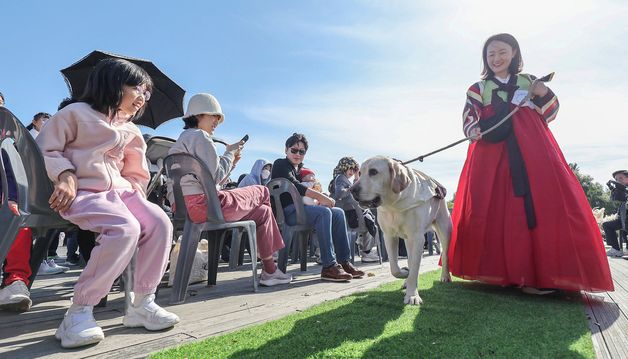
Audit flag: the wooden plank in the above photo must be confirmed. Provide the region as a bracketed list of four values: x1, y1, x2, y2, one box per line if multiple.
[585, 291, 628, 359]
[583, 293, 612, 359]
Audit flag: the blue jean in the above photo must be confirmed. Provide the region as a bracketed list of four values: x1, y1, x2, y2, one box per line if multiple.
[66, 230, 79, 258]
[284, 204, 350, 267]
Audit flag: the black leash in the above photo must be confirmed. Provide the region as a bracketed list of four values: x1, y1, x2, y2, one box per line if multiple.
[402, 72, 555, 165]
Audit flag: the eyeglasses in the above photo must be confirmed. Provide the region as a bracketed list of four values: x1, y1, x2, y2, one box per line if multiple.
[289, 148, 306, 155]
[131, 86, 151, 101]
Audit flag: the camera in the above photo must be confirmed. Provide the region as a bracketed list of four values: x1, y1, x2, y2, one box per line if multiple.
[607, 180, 628, 202]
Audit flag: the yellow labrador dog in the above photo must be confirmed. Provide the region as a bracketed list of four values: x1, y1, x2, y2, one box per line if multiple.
[351, 156, 452, 305]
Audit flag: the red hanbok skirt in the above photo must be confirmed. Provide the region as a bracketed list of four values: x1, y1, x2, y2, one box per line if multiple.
[448, 108, 613, 292]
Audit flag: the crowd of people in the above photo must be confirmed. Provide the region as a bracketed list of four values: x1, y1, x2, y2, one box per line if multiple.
[0, 32, 624, 351]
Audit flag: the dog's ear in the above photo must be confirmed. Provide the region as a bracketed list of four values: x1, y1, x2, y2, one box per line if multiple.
[389, 159, 410, 194]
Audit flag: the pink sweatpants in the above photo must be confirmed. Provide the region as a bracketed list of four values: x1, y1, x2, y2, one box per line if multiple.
[183, 185, 284, 259]
[61, 189, 172, 306]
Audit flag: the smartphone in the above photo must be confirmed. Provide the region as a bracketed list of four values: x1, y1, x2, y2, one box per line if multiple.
[240, 134, 249, 143]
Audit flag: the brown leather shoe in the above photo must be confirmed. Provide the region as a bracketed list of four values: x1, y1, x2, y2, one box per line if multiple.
[321, 264, 352, 282]
[340, 262, 365, 278]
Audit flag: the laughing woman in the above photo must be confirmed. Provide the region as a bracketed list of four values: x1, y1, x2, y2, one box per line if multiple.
[38, 59, 179, 348]
[448, 33, 613, 293]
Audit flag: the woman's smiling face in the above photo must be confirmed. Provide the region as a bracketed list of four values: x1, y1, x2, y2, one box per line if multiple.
[486, 40, 515, 78]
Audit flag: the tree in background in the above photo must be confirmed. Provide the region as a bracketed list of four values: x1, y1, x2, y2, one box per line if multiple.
[569, 163, 616, 214]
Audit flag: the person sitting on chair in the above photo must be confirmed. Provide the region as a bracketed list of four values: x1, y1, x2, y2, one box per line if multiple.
[167, 93, 292, 287]
[272, 133, 365, 281]
[603, 169, 628, 258]
[329, 156, 379, 263]
[0, 147, 33, 312]
[238, 159, 272, 188]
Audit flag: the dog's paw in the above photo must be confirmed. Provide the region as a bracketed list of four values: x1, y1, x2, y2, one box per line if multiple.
[404, 291, 422, 306]
[392, 266, 410, 279]
[440, 272, 452, 282]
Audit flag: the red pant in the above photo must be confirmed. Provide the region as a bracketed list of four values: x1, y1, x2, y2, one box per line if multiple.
[184, 185, 284, 259]
[3, 228, 32, 286]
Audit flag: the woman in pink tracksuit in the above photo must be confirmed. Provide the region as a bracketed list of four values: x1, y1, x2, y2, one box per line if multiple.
[37, 59, 179, 349]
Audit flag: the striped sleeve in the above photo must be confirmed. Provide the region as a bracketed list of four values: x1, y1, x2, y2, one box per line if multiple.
[532, 88, 559, 123]
[463, 82, 483, 138]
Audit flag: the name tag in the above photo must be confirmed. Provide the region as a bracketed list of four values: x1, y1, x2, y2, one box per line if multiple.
[512, 90, 531, 106]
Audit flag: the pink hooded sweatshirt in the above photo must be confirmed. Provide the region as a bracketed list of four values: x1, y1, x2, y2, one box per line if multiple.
[36, 102, 149, 196]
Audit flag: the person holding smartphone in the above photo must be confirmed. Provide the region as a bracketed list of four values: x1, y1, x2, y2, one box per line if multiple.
[167, 93, 292, 287]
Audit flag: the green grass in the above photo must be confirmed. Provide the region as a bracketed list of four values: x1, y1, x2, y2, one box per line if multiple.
[152, 270, 594, 358]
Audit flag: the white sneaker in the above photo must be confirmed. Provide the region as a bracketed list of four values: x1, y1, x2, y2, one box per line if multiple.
[0, 281, 32, 312]
[38, 260, 64, 275]
[55, 305, 104, 348]
[360, 250, 379, 263]
[606, 248, 625, 258]
[47, 259, 70, 273]
[123, 294, 180, 331]
[259, 269, 293, 287]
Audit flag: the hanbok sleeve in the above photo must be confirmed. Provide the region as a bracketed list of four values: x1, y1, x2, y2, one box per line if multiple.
[531, 87, 559, 123]
[463, 82, 484, 138]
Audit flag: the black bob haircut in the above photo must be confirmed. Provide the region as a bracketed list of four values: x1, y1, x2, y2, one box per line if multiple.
[79, 58, 153, 120]
[480, 33, 523, 80]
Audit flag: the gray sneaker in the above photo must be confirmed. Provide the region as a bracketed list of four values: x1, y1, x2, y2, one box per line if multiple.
[259, 269, 293, 286]
[0, 281, 32, 312]
[55, 305, 104, 348]
[38, 260, 64, 275]
[123, 294, 180, 331]
[47, 259, 70, 273]
[606, 248, 625, 258]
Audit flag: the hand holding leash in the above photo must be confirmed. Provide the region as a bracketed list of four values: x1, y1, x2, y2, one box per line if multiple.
[402, 72, 554, 165]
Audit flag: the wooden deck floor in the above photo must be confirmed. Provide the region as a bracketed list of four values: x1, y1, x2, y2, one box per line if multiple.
[1, 253, 627, 359]
[584, 257, 628, 359]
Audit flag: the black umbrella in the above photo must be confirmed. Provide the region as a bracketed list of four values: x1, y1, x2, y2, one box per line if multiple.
[61, 50, 185, 129]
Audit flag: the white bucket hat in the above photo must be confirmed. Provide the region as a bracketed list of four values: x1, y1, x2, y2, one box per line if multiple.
[184, 93, 224, 123]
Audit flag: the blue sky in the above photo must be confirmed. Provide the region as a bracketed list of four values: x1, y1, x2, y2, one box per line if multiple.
[2, 0, 627, 198]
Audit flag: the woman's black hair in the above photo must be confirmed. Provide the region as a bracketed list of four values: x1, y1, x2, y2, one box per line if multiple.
[285, 133, 308, 151]
[78, 58, 153, 119]
[33, 112, 51, 122]
[58, 97, 78, 111]
[182, 115, 199, 129]
[480, 33, 523, 79]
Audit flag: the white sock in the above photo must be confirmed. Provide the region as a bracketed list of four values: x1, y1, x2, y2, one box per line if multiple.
[132, 293, 154, 307]
[68, 303, 90, 313]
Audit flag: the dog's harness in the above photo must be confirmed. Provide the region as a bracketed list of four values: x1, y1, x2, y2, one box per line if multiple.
[389, 166, 447, 212]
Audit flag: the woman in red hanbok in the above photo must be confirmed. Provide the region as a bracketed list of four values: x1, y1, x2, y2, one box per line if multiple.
[448, 33, 613, 293]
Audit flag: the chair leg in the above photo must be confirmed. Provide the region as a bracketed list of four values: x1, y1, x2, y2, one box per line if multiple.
[169, 223, 202, 305]
[277, 227, 294, 273]
[206, 231, 222, 286]
[246, 223, 258, 292]
[27, 229, 57, 289]
[122, 250, 136, 314]
[349, 232, 357, 264]
[228, 228, 241, 270]
[427, 232, 434, 256]
[375, 230, 383, 265]
[379, 230, 388, 262]
[299, 231, 308, 272]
